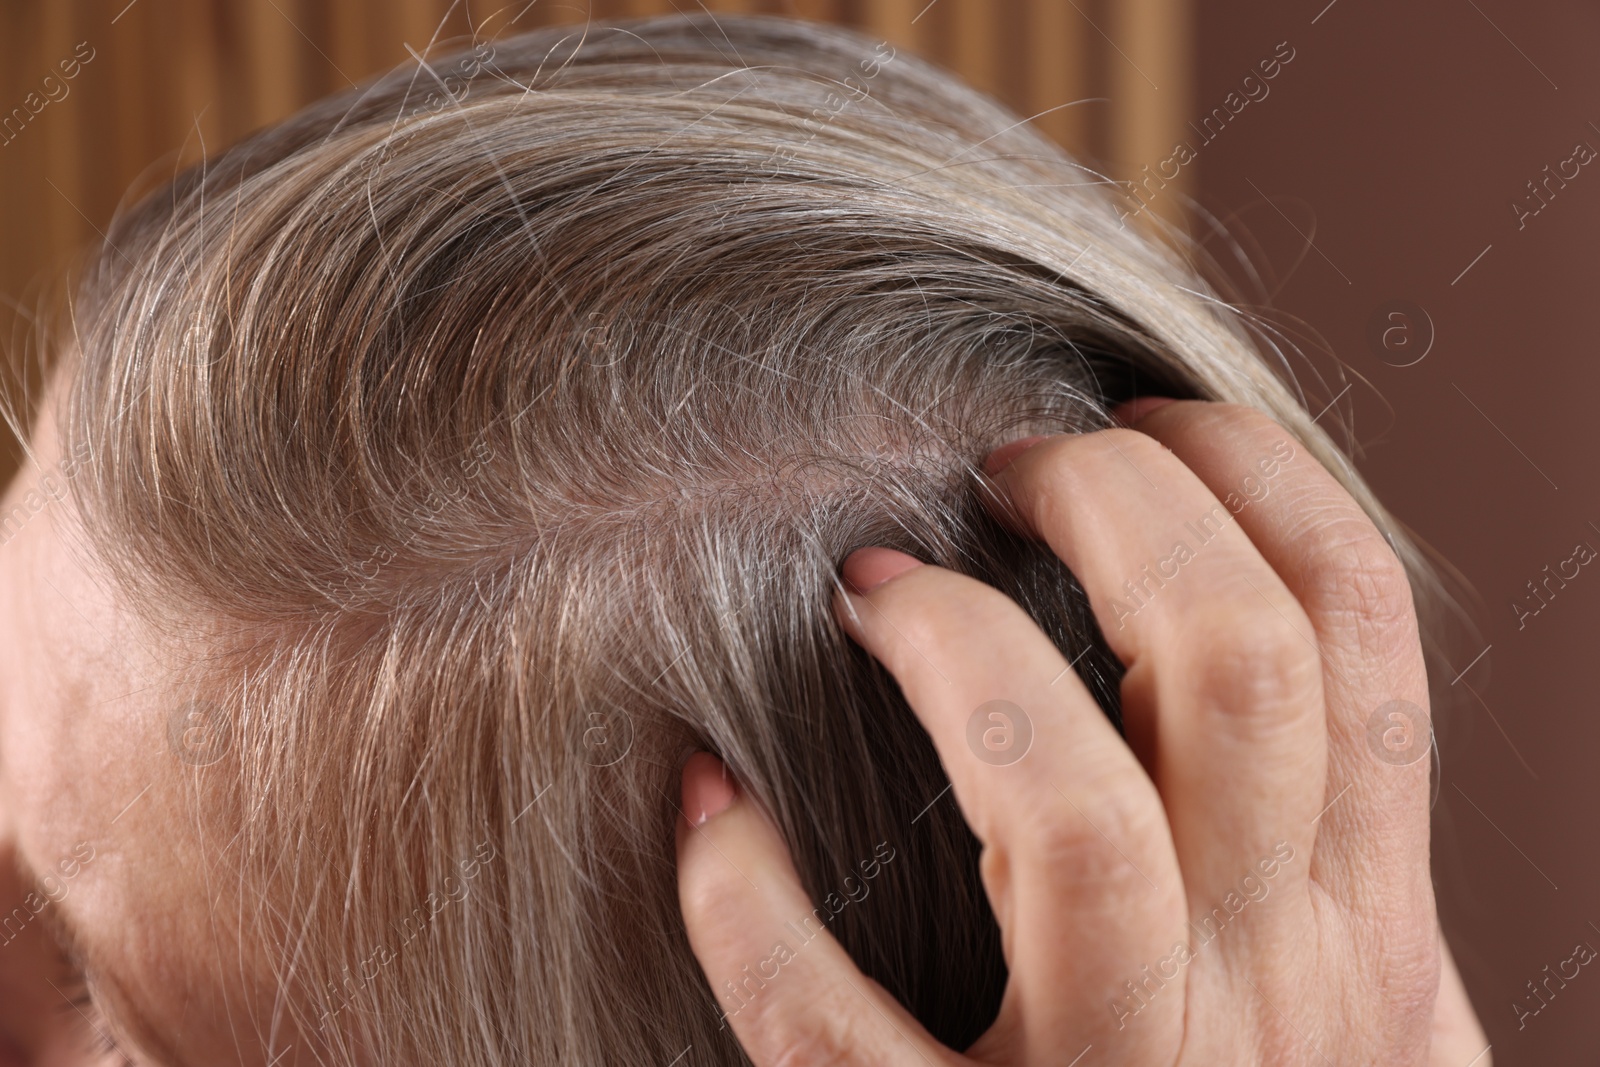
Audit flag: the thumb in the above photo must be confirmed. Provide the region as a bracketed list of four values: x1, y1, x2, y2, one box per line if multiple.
[674, 752, 954, 1067]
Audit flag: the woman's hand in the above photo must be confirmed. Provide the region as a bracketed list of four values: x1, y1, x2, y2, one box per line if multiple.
[674, 400, 1488, 1065]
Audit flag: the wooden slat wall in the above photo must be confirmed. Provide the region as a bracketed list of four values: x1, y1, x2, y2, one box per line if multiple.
[0, 0, 1189, 470]
[1110, 0, 1192, 224]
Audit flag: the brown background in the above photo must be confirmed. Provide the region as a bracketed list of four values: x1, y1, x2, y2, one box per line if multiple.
[1195, 1, 1600, 1061]
[0, 0, 1592, 1061]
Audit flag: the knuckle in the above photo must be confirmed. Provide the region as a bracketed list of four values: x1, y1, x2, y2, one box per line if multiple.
[1182, 599, 1323, 722]
[1300, 518, 1418, 635]
[1366, 922, 1442, 1051]
[1249, 1009, 1309, 1066]
[1017, 770, 1166, 889]
[750, 986, 874, 1067]
[1385, 938, 1443, 1022]
[1377, 887, 1444, 979]
[763, 1025, 852, 1067]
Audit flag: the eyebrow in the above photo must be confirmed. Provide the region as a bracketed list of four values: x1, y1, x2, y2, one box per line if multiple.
[17, 846, 192, 1067]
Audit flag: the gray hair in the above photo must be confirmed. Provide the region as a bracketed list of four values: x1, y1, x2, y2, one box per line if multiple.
[43, 12, 1457, 1065]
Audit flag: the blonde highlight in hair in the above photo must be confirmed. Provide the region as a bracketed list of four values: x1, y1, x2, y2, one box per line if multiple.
[39, 13, 1457, 1064]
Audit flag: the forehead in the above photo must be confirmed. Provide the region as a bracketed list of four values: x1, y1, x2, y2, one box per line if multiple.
[0, 399, 257, 1063]
[0, 400, 157, 834]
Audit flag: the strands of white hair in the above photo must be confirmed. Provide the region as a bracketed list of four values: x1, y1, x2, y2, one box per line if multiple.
[28, 13, 1463, 1065]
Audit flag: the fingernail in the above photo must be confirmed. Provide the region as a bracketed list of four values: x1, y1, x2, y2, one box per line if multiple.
[841, 546, 924, 594]
[681, 752, 737, 826]
[1109, 396, 1178, 427]
[983, 434, 1052, 477]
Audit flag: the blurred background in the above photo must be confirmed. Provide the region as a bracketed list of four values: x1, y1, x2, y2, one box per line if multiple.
[1, 0, 1595, 1061]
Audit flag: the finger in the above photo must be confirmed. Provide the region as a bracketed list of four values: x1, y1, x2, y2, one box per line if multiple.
[1119, 401, 1431, 901]
[1431, 930, 1489, 1065]
[834, 552, 1187, 1060]
[984, 429, 1326, 923]
[674, 752, 953, 1067]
